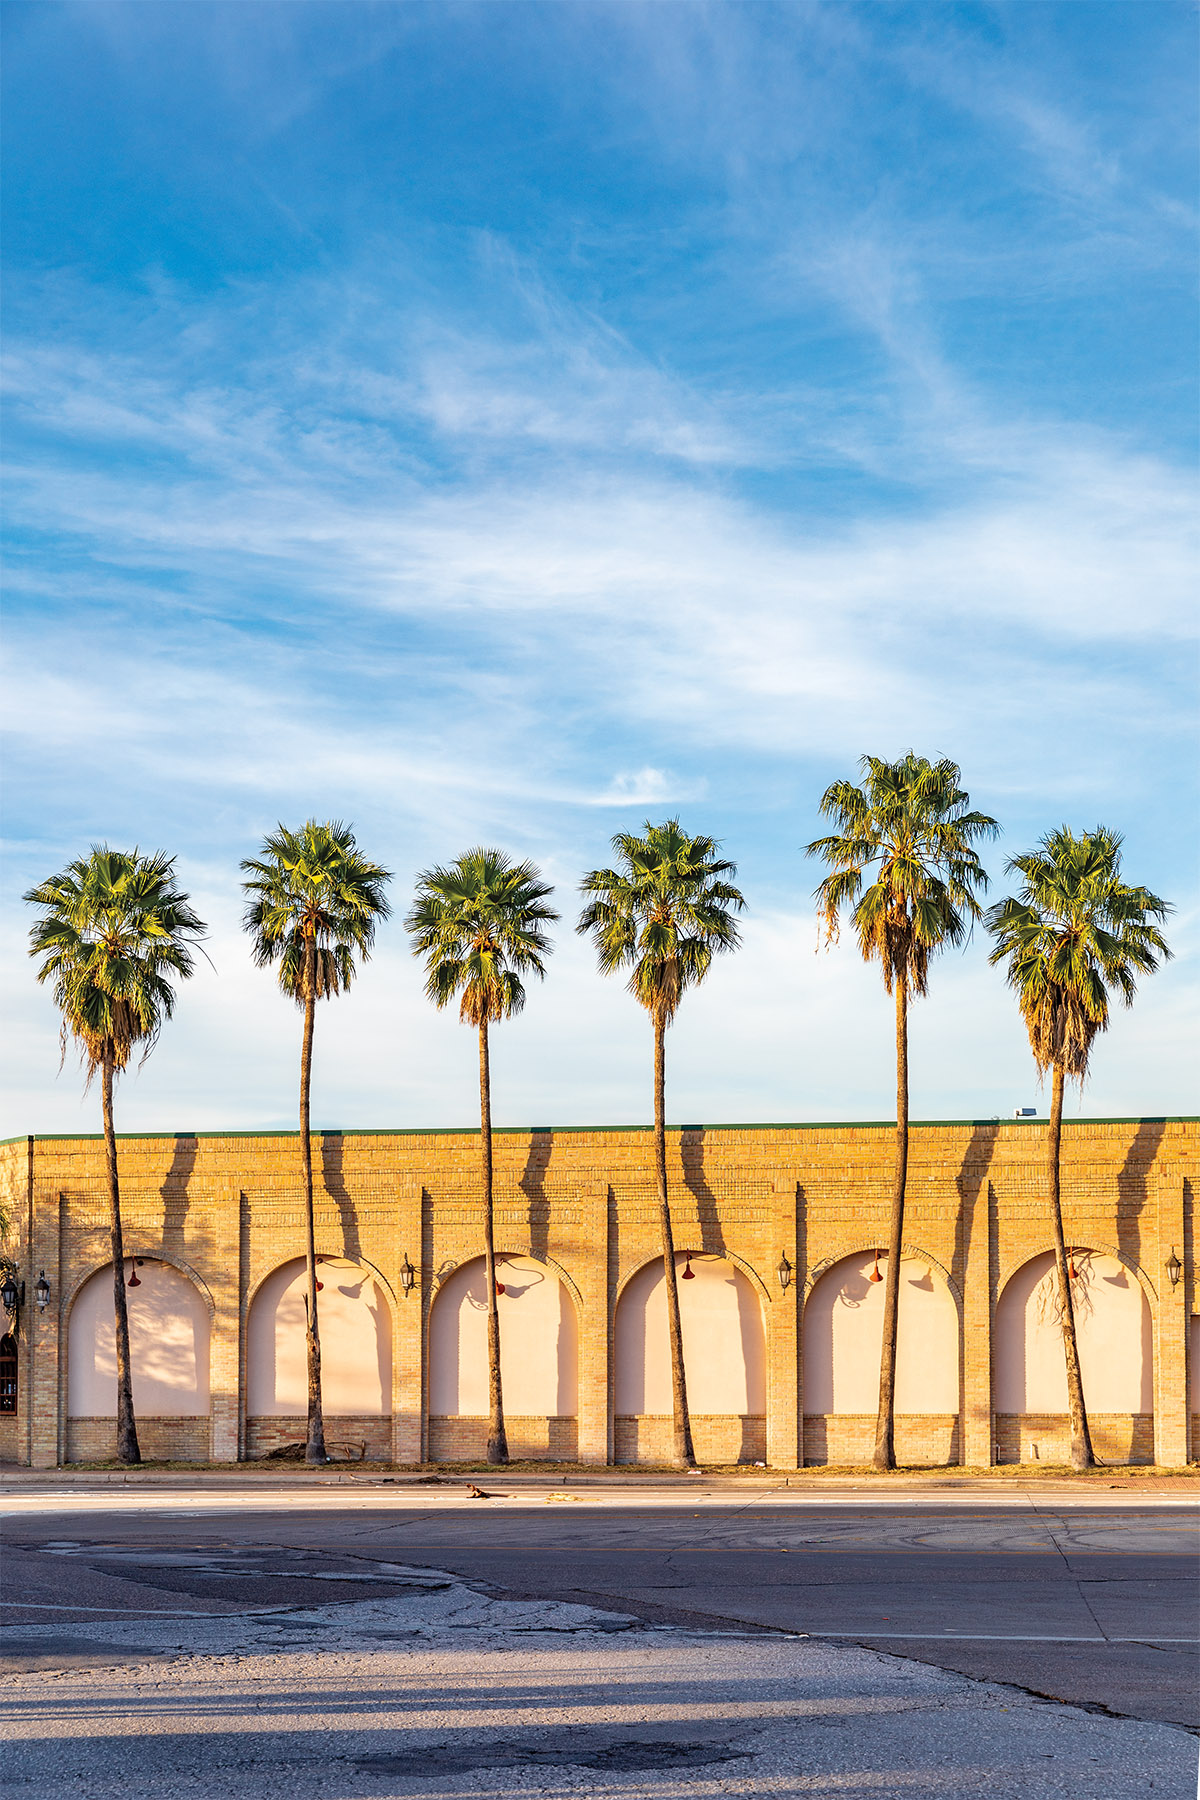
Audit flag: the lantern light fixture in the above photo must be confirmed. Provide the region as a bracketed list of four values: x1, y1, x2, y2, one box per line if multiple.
[35, 1272, 51, 1311]
[1166, 1247, 1182, 1288]
[399, 1255, 416, 1296]
[777, 1253, 792, 1292]
[0, 1270, 23, 1316]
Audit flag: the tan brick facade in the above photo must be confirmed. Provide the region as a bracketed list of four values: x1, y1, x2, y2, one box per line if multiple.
[0, 1118, 1194, 1468]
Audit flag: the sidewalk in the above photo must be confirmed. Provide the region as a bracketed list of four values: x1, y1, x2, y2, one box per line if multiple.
[2, 1463, 1197, 1494]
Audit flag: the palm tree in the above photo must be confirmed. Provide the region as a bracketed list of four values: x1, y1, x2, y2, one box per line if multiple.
[578, 820, 744, 1469]
[806, 755, 997, 1471]
[241, 821, 391, 1464]
[406, 849, 557, 1465]
[25, 848, 206, 1464]
[986, 826, 1171, 1470]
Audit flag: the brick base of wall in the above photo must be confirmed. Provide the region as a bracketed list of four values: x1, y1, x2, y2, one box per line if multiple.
[427, 1415, 579, 1462]
[802, 1414, 961, 1467]
[1192, 1413, 1200, 1463]
[244, 1415, 392, 1461]
[995, 1412, 1154, 1465]
[0, 1417, 23, 1464]
[613, 1414, 767, 1465]
[66, 1416, 210, 1462]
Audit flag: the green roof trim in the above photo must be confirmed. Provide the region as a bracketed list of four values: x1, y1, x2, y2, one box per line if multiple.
[2, 1115, 1195, 1148]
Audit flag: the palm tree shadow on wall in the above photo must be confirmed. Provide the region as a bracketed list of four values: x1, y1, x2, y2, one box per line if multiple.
[320, 1132, 362, 1265]
[682, 1128, 764, 1463]
[520, 1130, 553, 1265]
[160, 1134, 198, 1261]
[1115, 1119, 1166, 1294]
[950, 1120, 999, 1469]
[680, 1128, 728, 1258]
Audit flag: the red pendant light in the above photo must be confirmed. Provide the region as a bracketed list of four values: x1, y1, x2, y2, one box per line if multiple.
[681, 1254, 696, 1280]
[869, 1249, 883, 1283]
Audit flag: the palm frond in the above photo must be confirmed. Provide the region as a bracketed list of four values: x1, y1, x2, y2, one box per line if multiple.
[25, 846, 207, 1081]
[805, 753, 997, 996]
[240, 819, 392, 1006]
[406, 847, 558, 1026]
[985, 824, 1172, 1083]
[576, 818, 745, 1026]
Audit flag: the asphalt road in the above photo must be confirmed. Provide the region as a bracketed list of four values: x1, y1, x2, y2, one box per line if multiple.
[2, 1484, 1196, 1729]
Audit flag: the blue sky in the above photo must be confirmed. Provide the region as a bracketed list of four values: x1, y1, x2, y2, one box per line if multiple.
[2, 1, 1195, 1135]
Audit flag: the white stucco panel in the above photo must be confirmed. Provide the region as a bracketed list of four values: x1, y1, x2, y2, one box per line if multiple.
[68, 1260, 210, 1417]
[802, 1251, 959, 1414]
[428, 1255, 578, 1416]
[247, 1258, 391, 1416]
[614, 1254, 765, 1415]
[994, 1250, 1152, 1413]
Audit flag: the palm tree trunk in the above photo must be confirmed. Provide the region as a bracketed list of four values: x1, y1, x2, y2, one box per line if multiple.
[655, 1015, 695, 1469]
[1048, 1062, 1095, 1470]
[300, 938, 326, 1465]
[480, 1020, 508, 1465]
[103, 1050, 140, 1466]
[874, 974, 908, 1472]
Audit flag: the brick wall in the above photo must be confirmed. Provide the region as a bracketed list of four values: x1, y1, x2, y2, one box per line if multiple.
[427, 1415, 579, 1462]
[66, 1416, 210, 1463]
[244, 1415, 392, 1462]
[994, 1412, 1155, 1465]
[803, 1414, 961, 1467]
[614, 1414, 766, 1465]
[0, 1118, 1194, 1469]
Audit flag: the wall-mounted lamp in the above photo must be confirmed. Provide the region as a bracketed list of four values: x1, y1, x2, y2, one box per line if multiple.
[776, 1253, 792, 1292]
[0, 1269, 24, 1317]
[34, 1272, 51, 1312]
[1166, 1247, 1182, 1288]
[399, 1255, 416, 1296]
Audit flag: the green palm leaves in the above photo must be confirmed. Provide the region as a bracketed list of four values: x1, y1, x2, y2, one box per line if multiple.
[579, 820, 745, 1470]
[406, 847, 558, 1024]
[986, 825, 1171, 1471]
[241, 820, 391, 1465]
[25, 846, 206, 1465]
[807, 753, 999, 992]
[577, 819, 745, 1024]
[25, 847, 206, 1078]
[806, 755, 997, 1471]
[240, 819, 392, 999]
[407, 848, 557, 1466]
[986, 825, 1171, 1080]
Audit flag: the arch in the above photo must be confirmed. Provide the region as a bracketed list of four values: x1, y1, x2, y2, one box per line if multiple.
[802, 1249, 959, 1414]
[68, 1259, 211, 1416]
[614, 1253, 765, 1415]
[997, 1241, 1157, 1309]
[428, 1254, 578, 1416]
[247, 1257, 392, 1416]
[994, 1249, 1152, 1414]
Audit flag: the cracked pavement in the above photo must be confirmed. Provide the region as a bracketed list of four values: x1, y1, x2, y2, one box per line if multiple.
[1, 1483, 1195, 1796]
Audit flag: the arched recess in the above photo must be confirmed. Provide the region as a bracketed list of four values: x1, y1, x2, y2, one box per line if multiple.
[247, 1257, 392, 1424]
[994, 1249, 1153, 1463]
[614, 1253, 766, 1464]
[429, 1254, 578, 1416]
[67, 1259, 211, 1462]
[801, 1250, 959, 1466]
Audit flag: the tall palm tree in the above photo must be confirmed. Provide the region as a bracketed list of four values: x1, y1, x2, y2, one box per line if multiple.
[406, 848, 557, 1466]
[241, 821, 391, 1464]
[806, 755, 997, 1471]
[578, 820, 744, 1470]
[986, 826, 1171, 1470]
[25, 848, 206, 1464]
